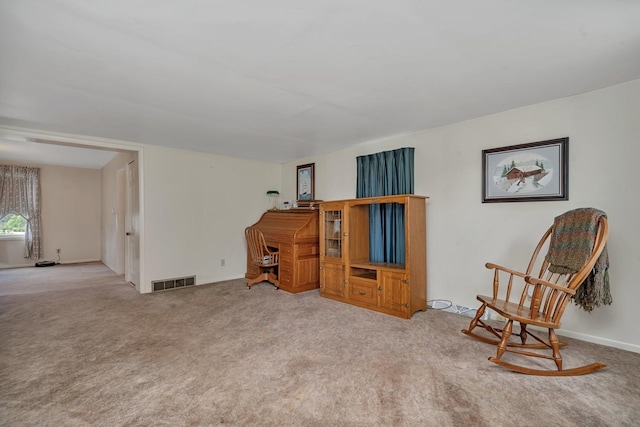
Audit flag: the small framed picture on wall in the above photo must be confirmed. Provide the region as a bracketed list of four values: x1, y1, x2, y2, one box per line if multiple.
[296, 163, 315, 201]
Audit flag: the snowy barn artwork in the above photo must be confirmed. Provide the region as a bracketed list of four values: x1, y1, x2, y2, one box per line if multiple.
[493, 154, 552, 194]
[482, 137, 568, 203]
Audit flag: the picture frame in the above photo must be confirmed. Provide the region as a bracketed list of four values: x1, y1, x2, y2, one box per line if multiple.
[296, 163, 315, 201]
[482, 137, 568, 203]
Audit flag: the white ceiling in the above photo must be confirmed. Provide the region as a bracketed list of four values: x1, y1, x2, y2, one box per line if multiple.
[1, 0, 640, 165]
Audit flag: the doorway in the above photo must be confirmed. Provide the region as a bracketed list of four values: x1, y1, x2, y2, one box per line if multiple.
[0, 125, 145, 291]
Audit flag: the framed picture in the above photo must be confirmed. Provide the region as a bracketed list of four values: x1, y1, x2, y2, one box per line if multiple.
[482, 137, 568, 203]
[296, 163, 315, 201]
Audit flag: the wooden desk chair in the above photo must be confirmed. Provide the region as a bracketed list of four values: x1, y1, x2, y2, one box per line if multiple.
[462, 208, 609, 376]
[245, 226, 280, 290]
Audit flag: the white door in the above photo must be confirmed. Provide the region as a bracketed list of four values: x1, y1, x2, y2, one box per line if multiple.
[116, 167, 126, 275]
[125, 160, 140, 289]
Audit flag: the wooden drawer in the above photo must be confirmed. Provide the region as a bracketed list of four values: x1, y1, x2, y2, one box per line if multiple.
[298, 244, 318, 257]
[349, 278, 377, 305]
[280, 254, 293, 265]
[280, 252, 293, 264]
[279, 271, 293, 286]
[279, 262, 293, 275]
[279, 244, 294, 255]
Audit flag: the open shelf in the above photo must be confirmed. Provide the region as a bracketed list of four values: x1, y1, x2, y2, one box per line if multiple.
[350, 261, 406, 271]
[350, 267, 377, 281]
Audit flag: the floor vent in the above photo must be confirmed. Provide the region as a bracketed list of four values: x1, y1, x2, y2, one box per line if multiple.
[152, 275, 196, 292]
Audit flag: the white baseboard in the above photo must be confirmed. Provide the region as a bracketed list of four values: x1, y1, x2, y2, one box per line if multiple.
[0, 259, 103, 269]
[557, 328, 640, 354]
[58, 259, 102, 265]
[524, 323, 640, 353]
[0, 263, 33, 269]
[450, 300, 640, 354]
[196, 274, 245, 286]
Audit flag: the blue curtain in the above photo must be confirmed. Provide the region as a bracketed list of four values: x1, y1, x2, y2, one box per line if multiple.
[356, 147, 414, 264]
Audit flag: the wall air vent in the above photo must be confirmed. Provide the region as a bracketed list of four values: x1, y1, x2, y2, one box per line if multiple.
[152, 275, 196, 292]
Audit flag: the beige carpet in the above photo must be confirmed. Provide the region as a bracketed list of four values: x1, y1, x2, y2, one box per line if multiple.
[1, 262, 639, 426]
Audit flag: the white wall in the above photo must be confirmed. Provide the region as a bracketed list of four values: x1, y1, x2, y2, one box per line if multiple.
[0, 162, 102, 268]
[141, 145, 281, 292]
[281, 79, 640, 352]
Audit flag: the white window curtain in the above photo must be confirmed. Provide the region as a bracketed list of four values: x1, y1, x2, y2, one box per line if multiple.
[0, 165, 43, 259]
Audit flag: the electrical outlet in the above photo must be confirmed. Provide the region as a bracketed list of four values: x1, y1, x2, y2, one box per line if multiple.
[220, 259, 225, 267]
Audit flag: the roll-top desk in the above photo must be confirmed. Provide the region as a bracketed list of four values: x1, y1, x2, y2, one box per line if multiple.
[246, 209, 319, 293]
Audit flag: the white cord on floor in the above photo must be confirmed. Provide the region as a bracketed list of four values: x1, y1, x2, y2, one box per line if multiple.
[427, 299, 453, 310]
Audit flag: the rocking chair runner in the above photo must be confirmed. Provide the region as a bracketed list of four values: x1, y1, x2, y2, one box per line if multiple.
[245, 226, 280, 289]
[462, 209, 610, 376]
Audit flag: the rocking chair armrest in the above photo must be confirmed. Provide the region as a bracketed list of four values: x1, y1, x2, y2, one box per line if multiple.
[525, 276, 576, 295]
[485, 263, 528, 278]
[485, 263, 530, 302]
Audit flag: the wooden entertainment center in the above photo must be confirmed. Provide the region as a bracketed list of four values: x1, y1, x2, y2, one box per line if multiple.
[318, 194, 427, 319]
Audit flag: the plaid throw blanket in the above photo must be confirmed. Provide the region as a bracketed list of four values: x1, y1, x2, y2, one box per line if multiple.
[545, 208, 611, 313]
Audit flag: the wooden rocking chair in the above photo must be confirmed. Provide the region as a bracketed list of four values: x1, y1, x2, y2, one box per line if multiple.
[462, 209, 609, 376]
[245, 226, 280, 290]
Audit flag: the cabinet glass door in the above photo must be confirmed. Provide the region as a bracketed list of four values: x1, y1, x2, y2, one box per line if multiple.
[324, 210, 343, 259]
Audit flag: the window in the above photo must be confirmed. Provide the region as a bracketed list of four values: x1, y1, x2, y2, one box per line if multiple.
[0, 213, 26, 237]
[0, 165, 42, 258]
